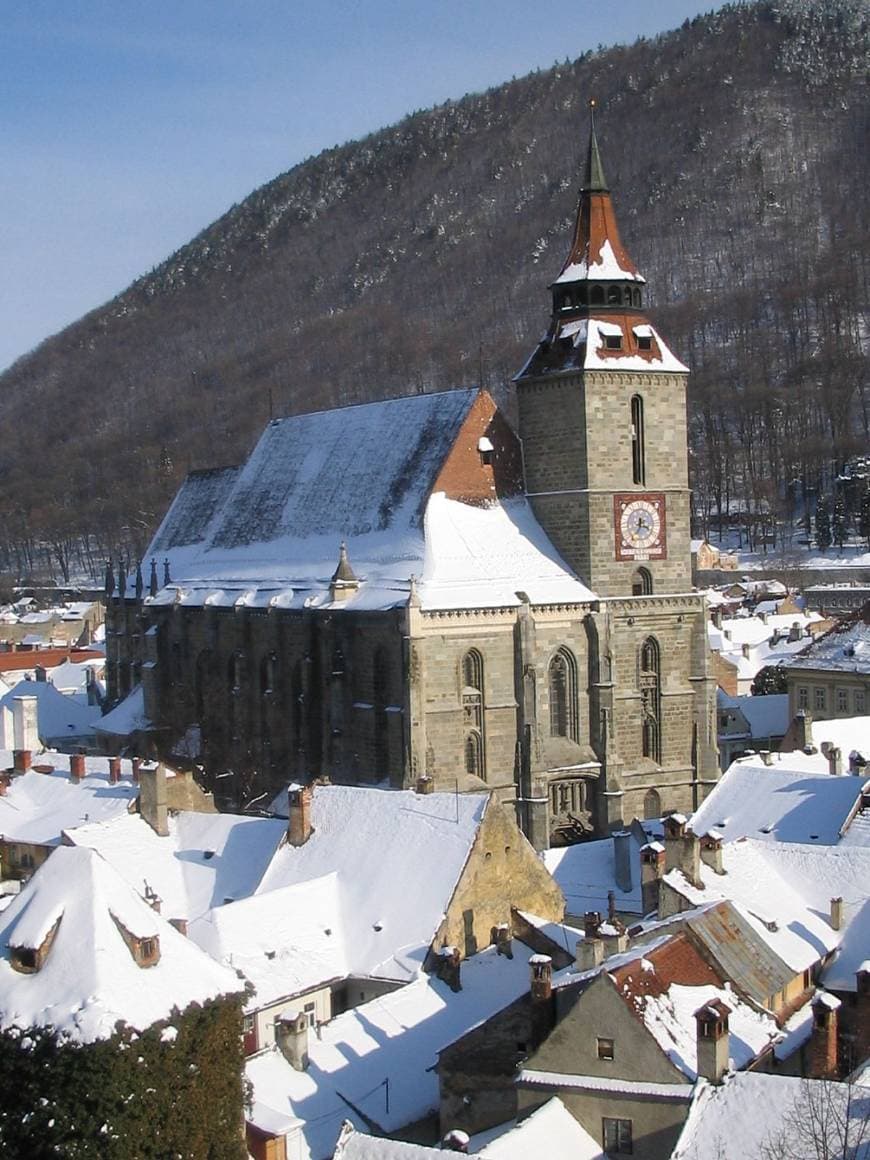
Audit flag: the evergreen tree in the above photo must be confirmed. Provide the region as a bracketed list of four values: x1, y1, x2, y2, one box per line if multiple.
[832, 493, 848, 550]
[815, 495, 832, 551]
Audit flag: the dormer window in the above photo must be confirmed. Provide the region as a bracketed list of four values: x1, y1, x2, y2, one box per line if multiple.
[478, 436, 494, 466]
[637, 335, 652, 351]
[112, 913, 161, 968]
[9, 916, 62, 974]
[604, 334, 622, 350]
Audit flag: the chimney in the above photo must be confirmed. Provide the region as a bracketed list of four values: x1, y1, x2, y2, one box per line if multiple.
[287, 783, 313, 846]
[760, 750, 773, 767]
[600, 919, 628, 955]
[132, 757, 142, 783]
[576, 936, 605, 972]
[857, 963, 870, 1002]
[493, 922, 513, 959]
[806, 993, 840, 1080]
[641, 842, 666, 915]
[529, 954, 553, 1003]
[830, 897, 844, 931]
[741, 643, 750, 659]
[848, 750, 867, 777]
[788, 710, 813, 752]
[139, 763, 169, 836]
[69, 753, 86, 783]
[275, 1011, 309, 1071]
[434, 945, 462, 993]
[108, 756, 122, 784]
[416, 774, 435, 795]
[824, 745, 843, 777]
[694, 999, 731, 1084]
[711, 608, 722, 629]
[584, 911, 602, 939]
[759, 611, 768, 624]
[700, 831, 724, 875]
[440, 1130, 471, 1154]
[788, 621, 802, 642]
[664, 814, 701, 888]
[12, 695, 39, 770]
[34, 665, 47, 683]
[613, 830, 633, 893]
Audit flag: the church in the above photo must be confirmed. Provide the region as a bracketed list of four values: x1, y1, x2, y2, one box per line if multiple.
[104, 117, 719, 847]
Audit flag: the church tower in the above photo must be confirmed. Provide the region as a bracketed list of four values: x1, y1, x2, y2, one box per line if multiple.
[516, 106, 692, 598]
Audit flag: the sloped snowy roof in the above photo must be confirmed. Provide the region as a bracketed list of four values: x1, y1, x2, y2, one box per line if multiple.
[543, 833, 642, 917]
[0, 760, 137, 846]
[94, 684, 151, 736]
[259, 786, 489, 981]
[786, 616, 870, 674]
[0, 681, 101, 744]
[472, 1097, 603, 1160]
[690, 761, 867, 845]
[334, 1126, 464, 1159]
[246, 944, 550, 1160]
[190, 874, 348, 1010]
[68, 809, 287, 922]
[0, 846, 242, 1042]
[666, 843, 842, 975]
[672, 1072, 870, 1160]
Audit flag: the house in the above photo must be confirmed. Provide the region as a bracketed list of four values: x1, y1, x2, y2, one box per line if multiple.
[103, 115, 719, 847]
[784, 605, 870, 722]
[716, 689, 789, 770]
[0, 845, 246, 1157]
[707, 608, 824, 697]
[0, 679, 102, 751]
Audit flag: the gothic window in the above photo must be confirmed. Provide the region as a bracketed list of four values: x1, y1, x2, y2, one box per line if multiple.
[623, 287, 633, 305]
[229, 652, 244, 693]
[548, 648, 579, 742]
[291, 660, 305, 755]
[633, 288, 642, 308]
[195, 649, 213, 723]
[607, 284, 621, 305]
[632, 567, 653, 596]
[640, 637, 661, 763]
[631, 395, 646, 485]
[260, 653, 276, 696]
[374, 648, 390, 772]
[643, 788, 661, 820]
[461, 650, 486, 780]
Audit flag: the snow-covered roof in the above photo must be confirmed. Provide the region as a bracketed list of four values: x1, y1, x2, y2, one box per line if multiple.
[608, 933, 779, 1079]
[334, 1126, 460, 1159]
[717, 691, 789, 740]
[0, 681, 101, 744]
[543, 833, 642, 917]
[554, 238, 644, 285]
[690, 760, 867, 845]
[94, 684, 151, 736]
[665, 841, 842, 974]
[190, 875, 348, 1011]
[0, 758, 137, 846]
[787, 616, 870, 674]
[246, 944, 548, 1160]
[259, 786, 490, 982]
[145, 388, 595, 610]
[471, 1097, 603, 1159]
[68, 809, 287, 922]
[0, 846, 242, 1042]
[672, 1072, 870, 1160]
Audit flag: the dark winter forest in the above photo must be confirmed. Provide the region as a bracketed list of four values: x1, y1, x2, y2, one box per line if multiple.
[0, 0, 867, 581]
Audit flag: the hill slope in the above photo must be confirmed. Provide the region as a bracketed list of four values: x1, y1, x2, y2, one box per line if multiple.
[1, 0, 867, 578]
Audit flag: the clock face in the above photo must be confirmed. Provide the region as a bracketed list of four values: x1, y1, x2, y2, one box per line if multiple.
[614, 494, 667, 561]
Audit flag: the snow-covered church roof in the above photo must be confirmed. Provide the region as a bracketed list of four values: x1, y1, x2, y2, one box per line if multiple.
[145, 388, 595, 611]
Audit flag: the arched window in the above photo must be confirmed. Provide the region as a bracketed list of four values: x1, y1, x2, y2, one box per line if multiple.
[228, 652, 244, 693]
[632, 567, 653, 596]
[623, 286, 633, 305]
[195, 649, 213, 722]
[461, 650, 485, 780]
[591, 285, 605, 305]
[548, 649, 579, 742]
[374, 648, 390, 773]
[640, 637, 661, 763]
[607, 284, 621, 305]
[260, 653, 276, 696]
[291, 660, 305, 756]
[631, 395, 646, 486]
[643, 788, 661, 820]
[633, 288, 642, 308]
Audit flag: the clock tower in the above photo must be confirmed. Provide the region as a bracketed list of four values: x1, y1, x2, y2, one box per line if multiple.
[516, 108, 692, 598]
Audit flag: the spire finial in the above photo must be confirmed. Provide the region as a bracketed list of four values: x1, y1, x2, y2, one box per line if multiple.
[584, 98, 608, 193]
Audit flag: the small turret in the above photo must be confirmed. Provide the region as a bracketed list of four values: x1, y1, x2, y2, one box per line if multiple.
[329, 542, 359, 603]
[149, 558, 159, 598]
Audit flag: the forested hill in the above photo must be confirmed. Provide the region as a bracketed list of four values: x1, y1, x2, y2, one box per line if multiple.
[1, 0, 868, 580]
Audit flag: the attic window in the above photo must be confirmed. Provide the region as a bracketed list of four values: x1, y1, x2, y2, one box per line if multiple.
[478, 436, 494, 466]
[112, 914, 161, 968]
[604, 334, 623, 351]
[597, 1037, 615, 1061]
[637, 335, 652, 351]
[9, 916, 62, 974]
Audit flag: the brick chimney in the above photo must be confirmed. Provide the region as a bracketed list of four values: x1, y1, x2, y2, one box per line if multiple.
[849, 750, 867, 776]
[69, 753, 86, 783]
[806, 993, 840, 1079]
[275, 1011, 309, 1071]
[434, 945, 462, 993]
[287, 783, 313, 846]
[613, 830, 633, 893]
[822, 744, 843, 776]
[830, 897, 844, 931]
[694, 999, 731, 1084]
[641, 842, 666, 915]
[529, 954, 553, 1003]
[139, 763, 169, 836]
[108, 756, 122, 784]
[663, 814, 701, 888]
[699, 831, 724, 875]
[131, 756, 142, 783]
[788, 621, 802, 642]
[416, 775, 435, 795]
[492, 922, 512, 959]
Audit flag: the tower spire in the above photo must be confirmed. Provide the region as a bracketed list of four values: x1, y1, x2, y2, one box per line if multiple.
[584, 98, 608, 192]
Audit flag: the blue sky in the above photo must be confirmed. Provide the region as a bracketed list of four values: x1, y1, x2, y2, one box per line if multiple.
[1, 1, 709, 371]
